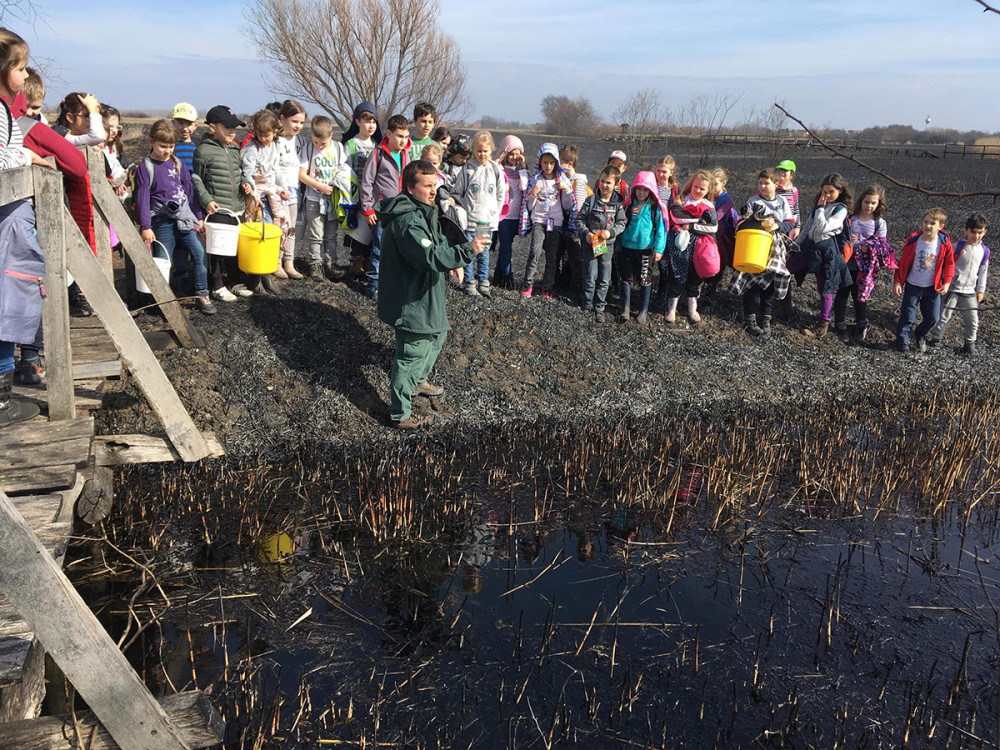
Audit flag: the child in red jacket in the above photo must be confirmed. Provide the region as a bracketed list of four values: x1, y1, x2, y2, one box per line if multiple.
[893, 207, 955, 352]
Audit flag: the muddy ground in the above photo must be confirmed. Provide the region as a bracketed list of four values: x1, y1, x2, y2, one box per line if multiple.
[100, 139, 1000, 454]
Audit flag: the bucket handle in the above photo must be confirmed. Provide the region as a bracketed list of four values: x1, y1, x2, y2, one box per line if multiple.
[149, 239, 169, 261]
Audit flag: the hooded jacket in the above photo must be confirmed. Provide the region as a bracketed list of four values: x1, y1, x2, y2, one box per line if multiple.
[361, 135, 411, 217]
[375, 191, 477, 334]
[894, 230, 955, 291]
[519, 142, 576, 236]
[619, 171, 667, 255]
[192, 134, 253, 214]
[341, 101, 382, 145]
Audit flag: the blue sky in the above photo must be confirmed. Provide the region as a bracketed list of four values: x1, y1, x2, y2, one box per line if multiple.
[17, 0, 1000, 131]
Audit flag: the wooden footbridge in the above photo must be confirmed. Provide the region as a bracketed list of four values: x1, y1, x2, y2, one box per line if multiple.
[0, 151, 225, 747]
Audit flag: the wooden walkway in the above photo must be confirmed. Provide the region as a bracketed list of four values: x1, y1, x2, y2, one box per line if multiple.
[0, 153, 225, 745]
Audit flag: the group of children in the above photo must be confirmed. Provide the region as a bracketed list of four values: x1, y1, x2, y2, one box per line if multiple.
[125, 94, 994, 357]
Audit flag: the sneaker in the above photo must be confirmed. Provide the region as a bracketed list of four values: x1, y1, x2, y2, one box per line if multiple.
[477, 281, 492, 298]
[14, 358, 43, 385]
[393, 413, 433, 430]
[464, 281, 480, 297]
[414, 381, 444, 397]
[521, 285, 533, 298]
[745, 322, 764, 337]
[211, 287, 238, 302]
[231, 284, 254, 298]
[594, 310, 605, 323]
[69, 285, 94, 317]
[195, 294, 217, 315]
[541, 289, 554, 300]
[916, 337, 927, 353]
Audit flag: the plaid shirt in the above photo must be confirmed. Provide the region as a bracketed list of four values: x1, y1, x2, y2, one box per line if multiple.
[728, 231, 793, 299]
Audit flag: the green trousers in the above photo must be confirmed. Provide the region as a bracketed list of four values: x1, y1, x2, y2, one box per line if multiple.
[390, 329, 447, 422]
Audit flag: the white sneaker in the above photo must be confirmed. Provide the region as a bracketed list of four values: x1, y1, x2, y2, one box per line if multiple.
[211, 287, 238, 302]
[231, 283, 254, 298]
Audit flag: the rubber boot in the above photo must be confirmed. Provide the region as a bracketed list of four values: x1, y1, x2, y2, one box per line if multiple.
[0, 371, 39, 428]
[664, 297, 679, 324]
[635, 285, 652, 324]
[687, 296, 701, 324]
[855, 319, 869, 342]
[618, 283, 631, 323]
[759, 314, 771, 336]
[261, 274, 278, 294]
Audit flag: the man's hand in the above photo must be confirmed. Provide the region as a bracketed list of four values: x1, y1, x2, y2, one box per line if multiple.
[894, 283, 903, 297]
[366, 213, 378, 227]
[471, 233, 488, 255]
[141, 228, 155, 247]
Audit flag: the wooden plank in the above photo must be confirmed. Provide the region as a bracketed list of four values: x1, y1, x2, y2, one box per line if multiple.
[0, 488, 193, 750]
[87, 153, 203, 349]
[0, 466, 76, 497]
[0, 690, 223, 749]
[84, 149, 114, 282]
[72, 361, 121, 380]
[1, 439, 91, 471]
[34, 166, 75, 421]
[0, 166, 35, 204]
[94, 431, 225, 466]
[64, 211, 212, 463]
[0, 417, 93, 451]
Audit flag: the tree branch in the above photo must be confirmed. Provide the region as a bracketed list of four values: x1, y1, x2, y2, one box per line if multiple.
[973, 0, 1000, 15]
[774, 103, 1000, 199]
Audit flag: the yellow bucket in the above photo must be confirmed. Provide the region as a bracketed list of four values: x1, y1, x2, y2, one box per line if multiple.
[237, 221, 282, 275]
[733, 228, 773, 273]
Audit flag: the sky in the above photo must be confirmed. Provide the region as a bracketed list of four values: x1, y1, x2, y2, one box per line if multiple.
[15, 0, 1000, 132]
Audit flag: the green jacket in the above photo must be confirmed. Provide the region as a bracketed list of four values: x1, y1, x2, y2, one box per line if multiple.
[191, 134, 252, 213]
[376, 193, 477, 334]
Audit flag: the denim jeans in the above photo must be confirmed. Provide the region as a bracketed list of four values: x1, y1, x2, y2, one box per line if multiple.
[463, 229, 491, 282]
[582, 248, 613, 310]
[365, 220, 383, 292]
[0, 340, 14, 375]
[152, 218, 209, 292]
[495, 218, 518, 278]
[896, 283, 941, 347]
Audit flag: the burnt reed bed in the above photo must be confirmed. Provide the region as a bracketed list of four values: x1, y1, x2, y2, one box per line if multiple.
[71, 388, 1000, 747]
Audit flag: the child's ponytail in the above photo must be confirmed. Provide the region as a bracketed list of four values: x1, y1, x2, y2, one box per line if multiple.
[56, 92, 87, 128]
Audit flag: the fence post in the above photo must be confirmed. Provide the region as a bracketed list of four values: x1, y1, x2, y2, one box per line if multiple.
[34, 167, 75, 421]
[84, 150, 115, 283]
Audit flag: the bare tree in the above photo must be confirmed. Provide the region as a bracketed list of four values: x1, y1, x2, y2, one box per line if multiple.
[678, 93, 741, 164]
[540, 95, 601, 136]
[612, 88, 669, 166]
[244, 0, 469, 131]
[0, 0, 41, 23]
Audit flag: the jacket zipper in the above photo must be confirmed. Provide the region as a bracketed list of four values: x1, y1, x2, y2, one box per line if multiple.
[4, 269, 46, 298]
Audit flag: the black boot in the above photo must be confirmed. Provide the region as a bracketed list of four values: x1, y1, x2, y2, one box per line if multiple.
[0, 371, 39, 428]
[618, 283, 631, 323]
[636, 284, 652, 324]
[261, 274, 278, 294]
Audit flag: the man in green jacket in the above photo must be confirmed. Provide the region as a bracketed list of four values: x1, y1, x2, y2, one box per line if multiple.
[377, 160, 486, 429]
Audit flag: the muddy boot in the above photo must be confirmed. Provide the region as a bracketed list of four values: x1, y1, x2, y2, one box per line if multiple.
[261, 274, 278, 294]
[618, 283, 631, 323]
[309, 263, 325, 281]
[0, 371, 39, 428]
[687, 296, 701, 324]
[635, 285, 652, 324]
[758, 314, 771, 336]
[664, 296, 678, 324]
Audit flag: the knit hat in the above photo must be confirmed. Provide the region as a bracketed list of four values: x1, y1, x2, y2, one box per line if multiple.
[448, 134, 472, 157]
[172, 102, 198, 121]
[494, 135, 524, 167]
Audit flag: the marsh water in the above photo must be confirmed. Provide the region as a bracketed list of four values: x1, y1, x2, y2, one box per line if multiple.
[74, 406, 1000, 748]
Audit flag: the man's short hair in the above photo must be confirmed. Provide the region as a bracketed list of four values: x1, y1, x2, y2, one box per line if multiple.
[403, 159, 438, 191]
[757, 167, 781, 183]
[966, 212, 988, 230]
[22, 66, 43, 104]
[310, 116, 334, 139]
[924, 207, 948, 225]
[559, 145, 579, 167]
[413, 102, 436, 121]
[387, 114, 410, 133]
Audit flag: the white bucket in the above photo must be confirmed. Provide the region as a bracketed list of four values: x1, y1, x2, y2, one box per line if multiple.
[135, 244, 172, 294]
[205, 212, 241, 256]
